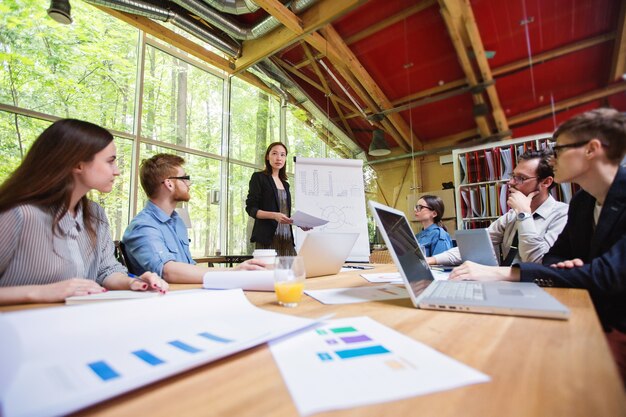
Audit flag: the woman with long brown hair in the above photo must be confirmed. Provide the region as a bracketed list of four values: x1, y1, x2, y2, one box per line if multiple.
[0, 119, 167, 305]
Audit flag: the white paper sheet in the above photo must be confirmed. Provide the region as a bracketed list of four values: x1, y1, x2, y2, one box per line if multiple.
[270, 316, 490, 416]
[305, 284, 408, 304]
[361, 271, 448, 283]
[65, 290, 164, 305]
[291, 210, 329, 228]
[203, 270, 274, 291]
[0, 290, 318, 417]
[360, 272, 402, 283]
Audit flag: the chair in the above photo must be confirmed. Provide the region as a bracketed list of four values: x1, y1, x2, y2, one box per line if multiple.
[114, 240, 137, 275]
[369, 249, 393, 264]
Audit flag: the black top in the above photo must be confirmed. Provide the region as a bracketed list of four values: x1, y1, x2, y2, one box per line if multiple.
[520, 166, 626, 332]
[245, 171, 294, 246]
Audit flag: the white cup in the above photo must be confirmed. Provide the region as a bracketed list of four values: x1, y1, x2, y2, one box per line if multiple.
[252, 249, 277, 266]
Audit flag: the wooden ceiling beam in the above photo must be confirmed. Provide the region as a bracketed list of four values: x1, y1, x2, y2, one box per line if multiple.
[609, 1, 626, 81]
[328, 30, 616, 125]
[508, 83, 626, 125]
[494, 32, 615, 77]
[275, 58, 358, 114]
[320, 25, 420, 150]
[95, 6, 234, 73]
[233, 0, 367, 73]
[438, 1, 491, 138]
[344, 0, 437, 45]
[460, 0, 509, 134]
[291, 0, 437, 70]
[302, 43, 355, 138]
[252, 0, 303, 35]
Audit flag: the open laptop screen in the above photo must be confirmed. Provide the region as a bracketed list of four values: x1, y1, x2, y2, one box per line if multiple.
[372, 205, 433, 296]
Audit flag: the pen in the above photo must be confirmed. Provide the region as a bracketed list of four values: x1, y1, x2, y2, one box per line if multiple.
[343, 265, 373, 270]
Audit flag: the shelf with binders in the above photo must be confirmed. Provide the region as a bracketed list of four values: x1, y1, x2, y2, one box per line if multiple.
[452, 133, 578, 230]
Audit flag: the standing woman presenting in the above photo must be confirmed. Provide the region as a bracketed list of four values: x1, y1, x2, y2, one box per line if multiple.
[246, 142, 297, 256]
[0, 119, 167, 305]
[414, 195, 453, 257]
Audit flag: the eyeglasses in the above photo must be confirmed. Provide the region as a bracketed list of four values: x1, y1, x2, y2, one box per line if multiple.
[549, 140, 591, 158]
[161, 175, 191, 184]
[509, 175, 538, 184]
[415, 204, 433, 211]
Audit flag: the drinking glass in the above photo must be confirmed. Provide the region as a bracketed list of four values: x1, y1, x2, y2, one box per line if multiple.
[274, 256, 306, 307]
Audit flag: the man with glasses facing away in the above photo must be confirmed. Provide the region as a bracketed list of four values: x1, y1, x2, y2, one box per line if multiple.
[449, 108, 626, 382]
[426, 148, 569, 267]
[122, 154, 264, 284]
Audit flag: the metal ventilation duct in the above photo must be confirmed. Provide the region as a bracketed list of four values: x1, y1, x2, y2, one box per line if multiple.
[203, 0, 259, 15]
[84, 0, 242, 56]
[171, 0, 317, 40]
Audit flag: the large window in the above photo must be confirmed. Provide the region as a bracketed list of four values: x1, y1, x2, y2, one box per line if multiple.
[0, 1, 344, 256]
[142, 45, 223, 155]
[229, 77, 281, 164]
[286, 105, 326, 158]
[0, 0, 138, 132]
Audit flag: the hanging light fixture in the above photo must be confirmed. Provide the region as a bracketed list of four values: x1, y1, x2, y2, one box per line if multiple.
[47, 0, 73, 24]
[368, 129, 391, 156]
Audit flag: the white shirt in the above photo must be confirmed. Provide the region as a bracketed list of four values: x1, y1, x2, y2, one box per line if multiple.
[434, 195, 569, 265]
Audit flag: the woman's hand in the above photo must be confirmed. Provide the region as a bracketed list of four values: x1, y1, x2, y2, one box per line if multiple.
[36, 279, 105, 302]
[274, 213, 293, 224]
[130, 272, 169, 293]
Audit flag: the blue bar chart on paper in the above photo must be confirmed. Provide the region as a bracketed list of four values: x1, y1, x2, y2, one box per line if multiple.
[269, 316, 490, 416]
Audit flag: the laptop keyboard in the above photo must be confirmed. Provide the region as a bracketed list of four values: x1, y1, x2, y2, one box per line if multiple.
[428, 281, 485, 301]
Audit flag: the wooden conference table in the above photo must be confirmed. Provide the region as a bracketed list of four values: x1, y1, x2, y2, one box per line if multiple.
[3, 265, 625, 416]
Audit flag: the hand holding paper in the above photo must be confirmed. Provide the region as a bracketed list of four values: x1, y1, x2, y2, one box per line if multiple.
[290, 210, 328, 228]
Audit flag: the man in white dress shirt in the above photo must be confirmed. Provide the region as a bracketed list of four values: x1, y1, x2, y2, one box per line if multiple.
[426, 149, 569, 266]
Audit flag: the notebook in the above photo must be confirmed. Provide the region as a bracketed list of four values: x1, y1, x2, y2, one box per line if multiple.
[298, 232, 359, 278]
[369, 201, 569, 320]
[65, 290, 163, 305]
[455, 228, 500, 266]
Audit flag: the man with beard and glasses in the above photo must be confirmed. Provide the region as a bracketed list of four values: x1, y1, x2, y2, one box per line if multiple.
[426, 149, 569, 266]
[123, 154, 264, 283]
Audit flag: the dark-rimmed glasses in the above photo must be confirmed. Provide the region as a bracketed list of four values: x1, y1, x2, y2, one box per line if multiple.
[509, 175, 538, 184]
[550, 140, 591, 158]
[161, 175, 191, 184]
[415, 204, 433, 211]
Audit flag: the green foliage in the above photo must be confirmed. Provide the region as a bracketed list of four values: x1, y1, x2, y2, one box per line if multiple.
[0, 0, 352, 255]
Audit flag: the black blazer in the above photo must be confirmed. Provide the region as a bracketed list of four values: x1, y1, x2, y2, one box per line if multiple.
[245, 171, 293, 245]
[520, 166, 626, 332]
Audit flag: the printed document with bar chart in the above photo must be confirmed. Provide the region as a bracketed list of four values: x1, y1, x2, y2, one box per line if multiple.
[270, 316, 489, 415]
[0, 290, 317, 417]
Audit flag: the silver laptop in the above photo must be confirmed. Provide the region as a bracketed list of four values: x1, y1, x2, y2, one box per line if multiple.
[297, 232, 359, 278]
[455, 228, 500, 266]
[369, 201, 569, 320]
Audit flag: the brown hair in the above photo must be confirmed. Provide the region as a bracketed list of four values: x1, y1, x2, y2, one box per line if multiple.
[0, 119, 114, 241]
[140, 153, 185, 198]
[553, 108, 626, 163]
[518, 148, 556, 189]
[420, 195, 446, 230]
[262, 142, 288, 181]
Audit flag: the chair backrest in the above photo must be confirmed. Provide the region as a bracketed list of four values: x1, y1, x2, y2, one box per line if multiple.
[369, 249, 393, 264]
[114, 240, 136, 274]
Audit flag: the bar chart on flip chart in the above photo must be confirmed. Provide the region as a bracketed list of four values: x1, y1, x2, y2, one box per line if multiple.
[294, 157, 370, 262]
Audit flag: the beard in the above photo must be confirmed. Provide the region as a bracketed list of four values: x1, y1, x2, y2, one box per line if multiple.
[173, 184, 191, 202]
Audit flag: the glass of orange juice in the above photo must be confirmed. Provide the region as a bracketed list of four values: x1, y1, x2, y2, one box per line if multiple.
[274, 256, 306, 307]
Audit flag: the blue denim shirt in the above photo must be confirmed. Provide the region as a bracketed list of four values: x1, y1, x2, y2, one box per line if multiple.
[122, 201, 195, 276]
[416, 223, 453, 257]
